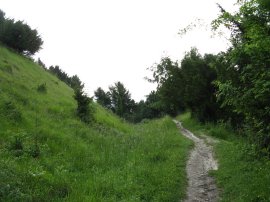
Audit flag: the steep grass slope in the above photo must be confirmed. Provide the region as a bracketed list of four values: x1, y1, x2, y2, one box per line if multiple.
[0, 45, 192, 201]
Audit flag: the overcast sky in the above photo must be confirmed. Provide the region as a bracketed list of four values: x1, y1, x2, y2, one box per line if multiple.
[1, 0, 237, 101]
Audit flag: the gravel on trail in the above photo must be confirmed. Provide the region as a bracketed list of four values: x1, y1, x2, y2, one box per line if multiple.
[174, 120, 219, 202]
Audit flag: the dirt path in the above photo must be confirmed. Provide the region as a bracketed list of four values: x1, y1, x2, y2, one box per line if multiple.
[173, 120, 219, 202]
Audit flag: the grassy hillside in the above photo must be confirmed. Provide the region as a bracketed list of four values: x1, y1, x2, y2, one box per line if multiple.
[0, 45, 192, 201]
[178, 113, 270, 202]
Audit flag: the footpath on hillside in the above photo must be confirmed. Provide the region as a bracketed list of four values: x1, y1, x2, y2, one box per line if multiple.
[173, 120, 219, 202]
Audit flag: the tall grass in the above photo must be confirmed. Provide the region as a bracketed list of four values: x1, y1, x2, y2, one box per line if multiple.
[178, 112, 270, 202]
[0, 45, 192, 201]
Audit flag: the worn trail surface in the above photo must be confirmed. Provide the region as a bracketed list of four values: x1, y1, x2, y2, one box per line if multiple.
[173, 120, 219, 202]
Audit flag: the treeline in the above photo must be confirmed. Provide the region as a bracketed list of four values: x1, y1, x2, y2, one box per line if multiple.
[148, 0, 270, 153]
[0, 9, 43, 55]
[94, 83, 165, 123]
[48, 66, 83, 90]
[36, 61, 94, 123]
[94, 50, 219, 123]
[47, 65, 94, 123]
[96, 0, 270, 153]
[94, 50, 220, 123]
[147, 50, 219, 122]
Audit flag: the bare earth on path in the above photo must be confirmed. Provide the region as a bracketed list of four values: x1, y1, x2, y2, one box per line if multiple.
[173, 120, 219, 202]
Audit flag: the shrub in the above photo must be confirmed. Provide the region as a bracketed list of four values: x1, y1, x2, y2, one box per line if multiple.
[37, 83, 47, 93]
[9, 136, 24, 157]
[28, 143, 40, 158]
[1, 101, 22, 122]
[9, 136, 23, 150]
[73, 88, 93, 123]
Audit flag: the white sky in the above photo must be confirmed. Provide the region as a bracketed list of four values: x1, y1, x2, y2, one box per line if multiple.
[1, 0, 237, 101]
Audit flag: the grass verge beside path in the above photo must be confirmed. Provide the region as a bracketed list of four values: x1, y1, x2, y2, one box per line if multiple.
[177, 112, 270, 202]
[128, 117, 193, 201]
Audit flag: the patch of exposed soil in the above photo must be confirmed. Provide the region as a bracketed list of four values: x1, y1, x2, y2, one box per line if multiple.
[173, 120, 219, 202]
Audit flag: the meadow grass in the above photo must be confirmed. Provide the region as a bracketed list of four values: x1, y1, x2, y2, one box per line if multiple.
[177, 112, 270, 202]
[0, 45, 192, 201]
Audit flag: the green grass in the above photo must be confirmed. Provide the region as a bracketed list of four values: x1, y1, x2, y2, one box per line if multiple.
[177, 112, 233, 140]
[177, 112, 270, 202]
[0, 45, 192, 201]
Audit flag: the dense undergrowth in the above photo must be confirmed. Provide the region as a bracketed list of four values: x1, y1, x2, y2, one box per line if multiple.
[0, 45, 192, 201]
[178, 112, 270, 202]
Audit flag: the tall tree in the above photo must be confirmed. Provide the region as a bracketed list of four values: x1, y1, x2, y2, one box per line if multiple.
[213, 0, 270, 149]
[70, 75, 83, 90]
[73, 85, 93, 123]
[94, 87, 111, 109]
[180, 49, 219, 122]
[109, 82, 134, 119]
[148, 57, 185, 116]
[0, 10, 43, 55]
[147, 52, 219, 121]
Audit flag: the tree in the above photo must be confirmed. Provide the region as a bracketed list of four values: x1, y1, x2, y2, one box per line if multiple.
[0, 9, 43, 55]
[144, 90, 165, 118]
[73, 86, 93, 123]
[48, 65, 76, 88]
[213, 0, 270, 150]
[70, 75, 83, 90]
[37, 58, 46, 69]
[94, 87, 111, 109]
[0, 10, 5, 38]
[180, 49, 219, 122]
[47, 64, 92, 123]
[147, 57, 185, 116]
[109, 82, 135, 119]
[0, 10, 5, 22]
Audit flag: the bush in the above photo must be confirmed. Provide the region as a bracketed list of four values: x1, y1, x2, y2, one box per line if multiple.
[9, 136, 24, 157]
[1, 101, 22, 122]
[28, 143, 40, 158]
[73, 88, 93, 123]
[9, 136, 23, 151]
[37, 83, 47, 93]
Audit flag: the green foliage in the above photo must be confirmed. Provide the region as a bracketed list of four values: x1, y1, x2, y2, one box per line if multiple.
[148, 49, 220, 122]
[215, 141, 270, 202]
[73, 87, 93, 123]
[213, 0, 270, 150]
[148, 57, 185, 116]
[9, 136, 23, 151]
[94, 85, 162, 123]
[28, 143, 40, 158]
[180, 49, 219, 122]
[0, 9, 43, 55]
[37, 83, 47, 93]
[109, 81, 135, 119]
[48, 66, 83, 90]
[69, 75, 83, 90]
[37, 58, 46, 69]
[48, 65, 92, 123]
[177, 112, 233, 140]
[0, 101, 22, 123]
[94, 82, 137, 122]
[133, 91, 166, 122]
[94, 87, 111, 109]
